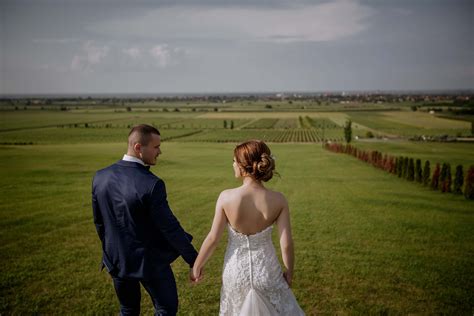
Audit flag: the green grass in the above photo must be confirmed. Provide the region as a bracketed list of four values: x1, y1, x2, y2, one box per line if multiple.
[353, 140, 474, 170]
[0, 142, 473, 315]
[348, 112, 471, 137]
[0, 110, 202, 131]
[273, 118, 298, 129]
[0, 109, 473, 314]
[0, 127, 202, 144]
[383, 111, 471, 129]
[306, 117, 340, 129]
[242, 118, 279, 129]
[160, 118, 250, 129]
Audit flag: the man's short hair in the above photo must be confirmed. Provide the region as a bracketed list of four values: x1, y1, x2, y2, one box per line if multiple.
[128, 124, 160, 146]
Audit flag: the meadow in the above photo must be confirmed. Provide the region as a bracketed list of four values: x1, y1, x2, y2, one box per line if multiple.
[0, 106, 473, 315]
[347, 112, 471, 138]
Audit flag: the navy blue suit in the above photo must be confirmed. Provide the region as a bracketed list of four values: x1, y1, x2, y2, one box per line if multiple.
[92, 160, 198, 315]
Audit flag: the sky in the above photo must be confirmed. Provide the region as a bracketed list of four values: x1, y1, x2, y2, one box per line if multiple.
[1, 0, 473, 95]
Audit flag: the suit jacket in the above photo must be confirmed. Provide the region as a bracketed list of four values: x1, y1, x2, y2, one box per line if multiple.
[92, 160, 198, 279]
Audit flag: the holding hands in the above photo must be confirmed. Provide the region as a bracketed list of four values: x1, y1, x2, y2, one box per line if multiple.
[189, 267, 204, 283]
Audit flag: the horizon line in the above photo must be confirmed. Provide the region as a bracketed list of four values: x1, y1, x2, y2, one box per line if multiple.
[1, 88, 473, 98]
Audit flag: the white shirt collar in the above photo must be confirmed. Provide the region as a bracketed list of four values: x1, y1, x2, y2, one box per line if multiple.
[122, 154, 146, 166]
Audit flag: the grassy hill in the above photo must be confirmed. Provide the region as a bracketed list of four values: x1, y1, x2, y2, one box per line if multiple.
[0, 141, 472, 314]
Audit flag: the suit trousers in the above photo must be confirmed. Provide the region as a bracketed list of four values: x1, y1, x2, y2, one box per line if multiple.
[111, 266, 178, 316]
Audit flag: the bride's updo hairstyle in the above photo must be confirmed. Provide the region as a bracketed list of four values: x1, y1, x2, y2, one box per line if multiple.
[234, 140, 276, 182]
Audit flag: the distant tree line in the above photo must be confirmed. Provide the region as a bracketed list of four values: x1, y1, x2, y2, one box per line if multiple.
[324, 143, 474, 200]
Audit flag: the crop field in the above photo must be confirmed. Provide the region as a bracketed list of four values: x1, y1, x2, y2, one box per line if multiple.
[241, 118, 279, 129]
[348, 112, 471, 137]
[0, 111, 348, 144]
[177, 128, 339, 143]
[273, 118, 298, 129]
[0, 107, 473, 315]
[382, 111, 471, 129]
[0, 127, 202, 145]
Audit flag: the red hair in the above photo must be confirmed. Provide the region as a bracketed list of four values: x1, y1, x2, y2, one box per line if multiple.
[234, 140, 275, 182]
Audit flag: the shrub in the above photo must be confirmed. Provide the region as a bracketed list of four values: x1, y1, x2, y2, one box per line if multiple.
[423, 161, 430, 185]
[344, 120, 352, 143]
[407, 158, 415, 181]
[453, 165, 464, 194]
[441, 163, 452, 193]
[390, 157, 397, 174]
[439, 163, 447, 192]
[352, 148, 358, 158]
[415, 159, 422, 183]
[377, 152, 383, 169]
[464, 166, 474, 200]
[397, 156, 404, 178]
[402, 157, 409, 179]
[431, 163, 440, 190]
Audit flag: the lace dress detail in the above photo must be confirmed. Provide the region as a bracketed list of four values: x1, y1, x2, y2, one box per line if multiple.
[219, 225, 305, 316]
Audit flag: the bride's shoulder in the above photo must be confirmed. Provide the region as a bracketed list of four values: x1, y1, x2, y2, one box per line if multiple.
[266, 190, 289, 208]
[216, 188, 240, 210]
[217, 187, 239, 201]
[267, 189, 286, 200]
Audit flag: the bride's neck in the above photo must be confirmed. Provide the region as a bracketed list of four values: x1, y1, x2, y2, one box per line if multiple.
[242, 177, 263, 188]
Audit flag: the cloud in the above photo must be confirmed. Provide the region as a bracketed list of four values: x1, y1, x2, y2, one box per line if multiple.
[36, 64, 68, 73]
[88, 0, 375, 43]
[66, 42, 185, 72]
[33, 38, 80, 44]
[71, 41, 109, 72]
[392, 8, 413, 16]
[122, 47, 142, 59]
[150, 44, 171, 67]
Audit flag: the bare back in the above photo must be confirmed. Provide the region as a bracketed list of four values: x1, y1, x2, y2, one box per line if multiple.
[221, 184, 286, 235]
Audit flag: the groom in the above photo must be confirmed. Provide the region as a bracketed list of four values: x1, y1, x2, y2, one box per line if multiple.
[92, 124, 198, 315]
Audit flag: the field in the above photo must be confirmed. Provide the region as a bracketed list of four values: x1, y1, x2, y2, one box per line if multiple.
[347, 112, 471, 138]
[0, 107, 473, 315]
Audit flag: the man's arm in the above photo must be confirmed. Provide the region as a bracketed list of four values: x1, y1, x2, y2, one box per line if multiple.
[149, 179, 198, 267]
[92, 178, 105, 243]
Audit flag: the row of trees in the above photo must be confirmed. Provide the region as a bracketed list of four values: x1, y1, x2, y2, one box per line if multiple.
[324, 143, 474, 200]
[223, 120, 235, 129]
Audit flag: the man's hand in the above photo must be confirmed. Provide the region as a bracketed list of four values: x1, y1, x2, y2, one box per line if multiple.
[189, 268, 196, 283]
[191, 266, 204, 283]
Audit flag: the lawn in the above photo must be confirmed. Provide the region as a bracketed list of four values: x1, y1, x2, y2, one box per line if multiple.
[353, 140, 474, 170]
[348, 111, 471, 137]
[0, 141, 472, 315]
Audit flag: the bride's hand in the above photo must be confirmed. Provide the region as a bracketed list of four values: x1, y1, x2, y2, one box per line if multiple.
[192, 266, 204, 283]
[189, 269, 197, 283]
[283, 270, 293, 287]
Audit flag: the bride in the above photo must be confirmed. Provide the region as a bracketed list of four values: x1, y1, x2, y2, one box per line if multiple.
[192, 140, 305, 315]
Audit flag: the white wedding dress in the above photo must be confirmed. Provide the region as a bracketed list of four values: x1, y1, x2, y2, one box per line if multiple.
[219, 224, 305, 316]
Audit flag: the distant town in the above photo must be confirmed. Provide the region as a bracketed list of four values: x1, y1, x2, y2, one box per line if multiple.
[1, 91, 473, 107]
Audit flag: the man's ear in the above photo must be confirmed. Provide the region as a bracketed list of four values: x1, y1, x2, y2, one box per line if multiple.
[133, 143, 141, 155]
